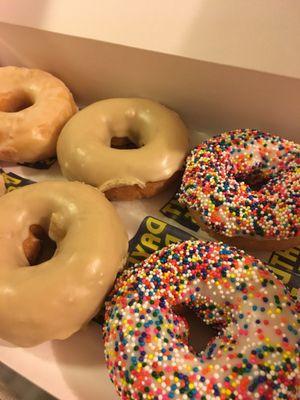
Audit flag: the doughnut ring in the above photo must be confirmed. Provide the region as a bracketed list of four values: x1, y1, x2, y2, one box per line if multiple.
[104, 240, 299, 399]
[0, 66, 77, 162]
[57, 98, 189, 200]
[179, 129, 300, 251]
[0, 181, 128, 346]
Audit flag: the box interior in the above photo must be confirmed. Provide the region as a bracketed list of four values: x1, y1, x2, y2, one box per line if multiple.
[0, 18, 299, 400]
[1, 22, 300, 140]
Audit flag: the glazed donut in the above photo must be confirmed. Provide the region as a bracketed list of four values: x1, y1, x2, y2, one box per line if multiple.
[0, 181, 128, 346]
[178, 129, 300, 251]
[0, 66, 77, 162]
[57, 98, 189, 200]
[104, 240, 300, 399]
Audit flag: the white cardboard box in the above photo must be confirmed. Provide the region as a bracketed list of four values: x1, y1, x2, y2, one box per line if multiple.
[1, 3, 300, 141]
[0, 4, 299, 399]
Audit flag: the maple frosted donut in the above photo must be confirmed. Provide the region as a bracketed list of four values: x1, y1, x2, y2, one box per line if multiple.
[57, 98, 189, 200]
[0, 66, 77, 162]
[178, 129, 300, 251]
[0, 181, 128, 347]
[104, 240, 300, 400]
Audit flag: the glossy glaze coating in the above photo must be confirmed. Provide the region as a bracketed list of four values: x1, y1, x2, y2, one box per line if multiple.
[57, 98, 189, 191]
[0, 181, 128, 346]
[0, 66, 77, 162]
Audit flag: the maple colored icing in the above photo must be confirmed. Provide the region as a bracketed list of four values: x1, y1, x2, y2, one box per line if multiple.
[104, 240, 300, 399]
[57, 98, 189, 191]
[178, 129, 300, 240]
[0, 66, 77, 162]
[0, 181, 128, 346]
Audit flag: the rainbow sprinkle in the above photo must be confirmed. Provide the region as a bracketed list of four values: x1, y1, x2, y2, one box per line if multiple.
[178, 129, 300, 239]
[104, 241, 300, 399]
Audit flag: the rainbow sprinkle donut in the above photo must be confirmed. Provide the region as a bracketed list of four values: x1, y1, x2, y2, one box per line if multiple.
[178, 129, 300, 251]
[104, 241, 299, 400]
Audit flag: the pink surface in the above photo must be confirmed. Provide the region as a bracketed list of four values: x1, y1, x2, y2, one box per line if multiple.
[0, 323, 118, 400]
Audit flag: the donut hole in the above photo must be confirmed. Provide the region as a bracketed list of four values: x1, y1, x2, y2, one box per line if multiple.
[23, 224, 57, 266]
[235, 169, 272, 191]
[110, 135, 142, 150]
[0, 90, 34, 113]
[173, 305, 217, 354]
